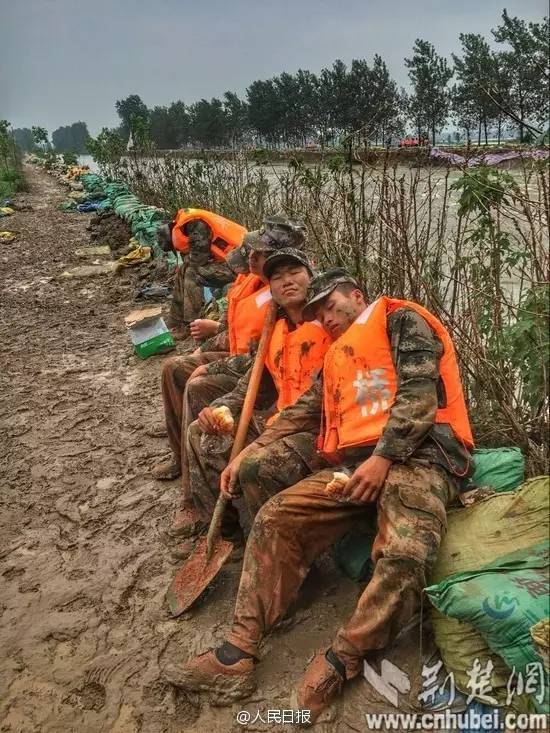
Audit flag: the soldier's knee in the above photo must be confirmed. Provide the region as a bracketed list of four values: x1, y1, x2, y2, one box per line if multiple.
[161, 356, 179, 381]
[253, 493, 285, 530]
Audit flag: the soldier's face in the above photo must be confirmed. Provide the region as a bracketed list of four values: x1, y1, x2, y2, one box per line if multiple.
[269, 263, 310, 309]
[249, 250, 269, 279]
[316, 288, 365, 338]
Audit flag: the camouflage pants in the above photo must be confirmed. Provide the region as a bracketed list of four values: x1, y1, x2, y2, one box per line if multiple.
[167, 259, 233, 331]
[186, 427, 328, 538]
[227, 460, 456, 676]
[161, 352, 235, 485]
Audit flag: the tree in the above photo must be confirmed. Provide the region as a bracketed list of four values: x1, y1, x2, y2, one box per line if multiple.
[223, 92, 249, 147]
[11, 128, 35, 151]
[491, 10, 549, 141]
[189, 98, 228, 147]
[452, 34, 499, 145]
[405, 40, 453, 144]
[115, 94, 149, 140]
[31, 126, 49, 150]
[52, 121, 90, 152]
[247, 79, 284, 146]
[368, 55, 403, 145]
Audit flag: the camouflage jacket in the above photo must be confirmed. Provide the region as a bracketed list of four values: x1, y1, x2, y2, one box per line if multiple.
[231, 307, 472, 478]
[186, 220, 235, 287]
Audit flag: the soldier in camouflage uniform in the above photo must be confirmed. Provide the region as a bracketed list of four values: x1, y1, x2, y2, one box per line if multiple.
[178, 249, 329, 550]
[158, 219, 236, 339]
[164, 268, 473, 721]
[152, 217, 307, 491]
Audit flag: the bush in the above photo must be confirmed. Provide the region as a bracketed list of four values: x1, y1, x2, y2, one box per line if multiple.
[89, 147, 549, 473]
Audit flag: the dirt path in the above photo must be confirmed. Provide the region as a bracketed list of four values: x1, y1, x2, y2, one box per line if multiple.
[0, 167, 428, 733]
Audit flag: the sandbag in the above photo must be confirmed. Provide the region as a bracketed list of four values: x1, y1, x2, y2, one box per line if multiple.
[426, 541, 549, 713]
[471, 447, 525, 492]
[427, 476, 549, 708]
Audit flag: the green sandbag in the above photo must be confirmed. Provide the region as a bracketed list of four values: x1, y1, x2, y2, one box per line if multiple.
[58, 201, 77, 211]
[471, 447, 525, 492]
[428, 476, 549, 709]
[426, 541, 549, 712]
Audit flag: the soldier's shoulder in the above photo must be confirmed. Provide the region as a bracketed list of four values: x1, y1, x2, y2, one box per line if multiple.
[388, 306, 437, 348]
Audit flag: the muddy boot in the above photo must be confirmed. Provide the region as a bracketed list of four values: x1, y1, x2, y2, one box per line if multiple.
[168, 502, 207, 538]
[145, 422, 167, 438]
[152, 459, 181, 481]
[291, 649, 348, 726]
[163, 650, 256, 704]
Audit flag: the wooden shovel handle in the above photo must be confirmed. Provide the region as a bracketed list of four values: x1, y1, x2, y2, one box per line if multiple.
[206, 300, 278, 557]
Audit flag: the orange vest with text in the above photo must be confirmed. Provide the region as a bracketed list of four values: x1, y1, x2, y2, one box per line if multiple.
[265, 319, 332, 425]
[171, 208, 246, 261]
[321, 296, 473, 453]
[227, 274, 272, 355]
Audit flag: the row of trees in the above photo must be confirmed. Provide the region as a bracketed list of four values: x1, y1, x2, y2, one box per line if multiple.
[13, 10, 549, 153]
[12, 122, 90, 153]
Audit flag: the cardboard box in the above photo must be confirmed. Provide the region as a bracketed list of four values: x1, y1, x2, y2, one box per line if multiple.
[124, 306, 175, 359]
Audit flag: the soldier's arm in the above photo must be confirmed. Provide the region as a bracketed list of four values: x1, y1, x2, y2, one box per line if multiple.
[195, 260, 236, 287]
[252, 377, 323, 448]
[210, 363, 277, 416]
[203, 353, 252, 378]
[199, 318, 230, 354]
[373, 308, 439, 462]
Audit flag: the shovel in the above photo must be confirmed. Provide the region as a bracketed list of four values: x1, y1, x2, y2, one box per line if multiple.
[166, 301, 278, 617]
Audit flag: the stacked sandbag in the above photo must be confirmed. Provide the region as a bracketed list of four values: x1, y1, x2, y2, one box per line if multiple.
[426, 476, 549, 713]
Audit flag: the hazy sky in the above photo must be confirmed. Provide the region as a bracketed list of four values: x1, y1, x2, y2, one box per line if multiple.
[2, 0, 546, 136]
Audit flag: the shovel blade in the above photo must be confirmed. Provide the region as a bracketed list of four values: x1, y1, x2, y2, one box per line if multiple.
[166, 535, 234, 617]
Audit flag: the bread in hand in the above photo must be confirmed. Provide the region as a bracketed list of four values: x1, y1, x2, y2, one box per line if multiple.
[325, 471, 349, 496]
[211, 405, 235, 433]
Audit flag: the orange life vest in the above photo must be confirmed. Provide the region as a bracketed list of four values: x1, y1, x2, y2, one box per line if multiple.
[227, 274, 272, 355]
[171, 208, 246, 262]
[265, 319, 332, 425]
[321, 296, 473, 454]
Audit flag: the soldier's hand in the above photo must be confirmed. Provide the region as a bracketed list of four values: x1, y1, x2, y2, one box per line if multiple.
[189, 364, 208, 380]
[220, 453, 246, 498]
[190, 319, 220, 340]
[343, 455, 393, 504]
[197, 406, 221, 434]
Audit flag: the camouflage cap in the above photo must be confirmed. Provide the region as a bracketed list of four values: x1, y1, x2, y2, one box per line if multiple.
[225, 244, 249, 274]
[263, 247, 314, 280]
[302, 267, 361, 321]
[248, 213, 307, 252]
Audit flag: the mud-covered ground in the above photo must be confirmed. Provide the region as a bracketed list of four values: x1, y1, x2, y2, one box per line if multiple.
[0, 166, 433, 732]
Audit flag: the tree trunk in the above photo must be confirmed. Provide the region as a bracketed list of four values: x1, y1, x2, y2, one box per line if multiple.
[483, 116, 488, 146]
[477, 116, 482, 146]
[497, 117, 502, 145]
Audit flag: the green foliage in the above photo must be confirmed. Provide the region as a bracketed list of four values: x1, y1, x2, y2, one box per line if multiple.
[86, 127, 126, 178]
[0, 120, 27, 197]
[451, 166, 519, 219]
[11, 127, 35, 151]
[31, 126, 49, 149]
[62, 151, 79, 166]
[405, 39, 453, 144]
[502, 286, 549, 414]
[115, 94, 149, 139]
[52, 122, 90, 153]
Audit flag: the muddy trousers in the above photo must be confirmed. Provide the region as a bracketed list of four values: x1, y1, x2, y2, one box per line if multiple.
[167, 263, 204, 331]
[161, 353, 235, 489]
[186, 426, 327, 539]
[226, 461, 456, 678]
